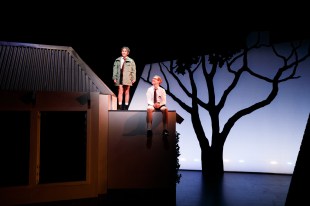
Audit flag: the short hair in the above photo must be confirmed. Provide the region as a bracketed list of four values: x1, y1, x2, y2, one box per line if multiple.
[121, 46, 130, 54]
[153, 75, 162, 84]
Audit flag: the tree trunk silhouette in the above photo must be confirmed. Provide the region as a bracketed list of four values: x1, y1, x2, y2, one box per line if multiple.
[201, 141, 224, 178]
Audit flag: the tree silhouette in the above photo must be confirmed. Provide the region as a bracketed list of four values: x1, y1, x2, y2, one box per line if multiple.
[141, 32, 310, 179]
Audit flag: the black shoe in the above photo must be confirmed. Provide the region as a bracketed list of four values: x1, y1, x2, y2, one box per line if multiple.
[117, 105, 122, 110]
[147, 136, 152, 148]
[162, 135, 169, 149]
[147, 130, 153, 137]
[123, 105, 128, 110]
[163, 129, 169, 136]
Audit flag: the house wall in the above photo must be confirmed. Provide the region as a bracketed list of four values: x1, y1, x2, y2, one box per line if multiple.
[0, 92, 176, 205]
[0, 91, 105, 205]
[107, 110, 176, 190]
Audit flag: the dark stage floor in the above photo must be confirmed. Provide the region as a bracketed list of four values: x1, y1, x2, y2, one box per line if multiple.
[19, 170, 292, 206]
[176, 170, 291, 206]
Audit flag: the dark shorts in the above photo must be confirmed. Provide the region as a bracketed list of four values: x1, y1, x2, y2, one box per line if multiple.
[148, 104, 166, 110]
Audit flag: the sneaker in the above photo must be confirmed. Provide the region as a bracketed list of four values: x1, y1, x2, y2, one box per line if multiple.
[147, 130, 153, 137]
[162, 129, 169, 136]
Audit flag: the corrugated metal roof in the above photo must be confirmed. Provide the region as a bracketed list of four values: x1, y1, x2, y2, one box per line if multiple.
[0, 41, 115, 96]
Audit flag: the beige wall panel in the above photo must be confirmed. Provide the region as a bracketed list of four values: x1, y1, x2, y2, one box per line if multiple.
[108, 111, 176, 189]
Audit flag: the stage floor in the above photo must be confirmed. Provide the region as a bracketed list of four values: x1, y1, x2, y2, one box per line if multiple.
[19, 170, 292, 206]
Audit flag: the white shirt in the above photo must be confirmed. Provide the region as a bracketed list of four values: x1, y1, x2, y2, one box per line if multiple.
[121, 57, 126, 68]
[146, 86, 167, 106]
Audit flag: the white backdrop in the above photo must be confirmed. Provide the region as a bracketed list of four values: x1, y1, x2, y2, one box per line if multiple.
[130, 33, 310, 174]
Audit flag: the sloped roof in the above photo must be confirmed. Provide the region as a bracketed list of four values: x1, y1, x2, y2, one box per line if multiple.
[0, 41, 115, 96]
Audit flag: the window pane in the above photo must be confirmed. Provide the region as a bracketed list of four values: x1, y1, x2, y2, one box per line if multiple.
[0, 111, 30, 187]
[39, 111, 87, 184]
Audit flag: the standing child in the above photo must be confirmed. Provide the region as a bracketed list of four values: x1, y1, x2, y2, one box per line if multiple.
[112, 46, 136, 110]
